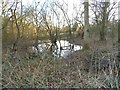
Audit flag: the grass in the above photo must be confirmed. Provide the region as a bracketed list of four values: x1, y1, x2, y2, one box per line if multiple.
[2, 39, 120, 88]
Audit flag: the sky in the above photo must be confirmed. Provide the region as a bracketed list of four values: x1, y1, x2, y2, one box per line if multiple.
[21, 0, 83, 25]
[1, 0, 120, 24]
[21, 0, 81, 18]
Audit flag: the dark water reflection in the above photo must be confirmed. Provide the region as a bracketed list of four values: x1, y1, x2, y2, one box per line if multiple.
[32, 40, 83, 58]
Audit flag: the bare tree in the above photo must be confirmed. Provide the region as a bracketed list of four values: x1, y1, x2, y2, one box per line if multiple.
[100, 1, 109, 40]
[2, 2, 15, 30]
[90, 0, 117, 41]
[55, 1, 73, 40]
[9, 1, 21, 52]
[26, 1, 47, 54]
[42, 10, 58, 51]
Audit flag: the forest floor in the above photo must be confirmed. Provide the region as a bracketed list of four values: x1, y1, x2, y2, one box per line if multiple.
[2, 35, 120, 88]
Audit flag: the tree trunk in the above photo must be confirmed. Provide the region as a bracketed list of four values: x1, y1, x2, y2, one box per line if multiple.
[83, 0, 90, 50]
[118, 20, 120, 61]
[13, 11, 20, 52]
[111, 16, 115, 39]
[100, 11, 106, 41]
[100, 1, 109, 41]
[100, 25, 106, 41]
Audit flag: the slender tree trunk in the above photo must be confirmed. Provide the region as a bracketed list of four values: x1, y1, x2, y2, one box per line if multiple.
[118, 20, 120, 61]
[69, 25, 72, 41]
[13, 14, 20, 51]
[118, 20, 120, 43]
[100, 9, 106, 41]
[112, 15, 115, 39]
[100, 24, 106, 41]
[12, 9, 20, 51]
[83, 0, 90, 49]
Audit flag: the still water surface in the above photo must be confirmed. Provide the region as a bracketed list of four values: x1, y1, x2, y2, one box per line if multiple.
[32, 40, 83, 58]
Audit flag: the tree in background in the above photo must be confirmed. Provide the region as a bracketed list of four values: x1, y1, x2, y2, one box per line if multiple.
[90, 0, 117, 41]
[100, 1, 110, 40]
[55, 1, 73, 40]
[83, 0, 90, 49]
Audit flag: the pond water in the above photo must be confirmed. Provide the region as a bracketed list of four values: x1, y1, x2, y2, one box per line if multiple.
[32, 40, 83, 58]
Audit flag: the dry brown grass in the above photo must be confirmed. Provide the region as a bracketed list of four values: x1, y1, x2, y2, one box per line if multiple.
[2, 36, 119, 88]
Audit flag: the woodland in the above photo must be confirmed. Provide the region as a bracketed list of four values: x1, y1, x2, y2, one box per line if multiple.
[2, 0, 120, 88]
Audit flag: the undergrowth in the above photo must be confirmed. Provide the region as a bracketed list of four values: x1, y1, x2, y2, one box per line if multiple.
[2, 47, 120, 88]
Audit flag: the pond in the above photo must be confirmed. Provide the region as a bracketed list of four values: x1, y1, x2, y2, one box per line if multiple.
[32, 40, 83, 58]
